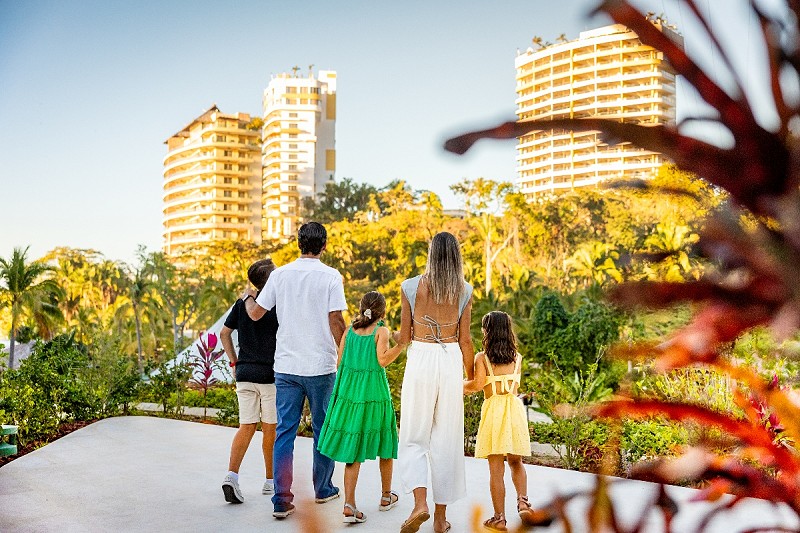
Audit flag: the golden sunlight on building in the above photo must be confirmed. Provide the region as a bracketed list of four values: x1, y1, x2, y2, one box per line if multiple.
[162, 105, 262, 256]
[515, 23, 681, 198]
[261, 67, 337, 240]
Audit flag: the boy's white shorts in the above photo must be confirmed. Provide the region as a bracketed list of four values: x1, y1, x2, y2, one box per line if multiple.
[235, 382, 277, 424]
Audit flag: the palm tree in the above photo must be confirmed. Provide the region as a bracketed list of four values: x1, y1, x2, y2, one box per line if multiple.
[0, 247, 62, 369]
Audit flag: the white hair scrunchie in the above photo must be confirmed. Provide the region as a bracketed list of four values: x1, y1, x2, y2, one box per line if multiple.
[363, 309, 372, 319]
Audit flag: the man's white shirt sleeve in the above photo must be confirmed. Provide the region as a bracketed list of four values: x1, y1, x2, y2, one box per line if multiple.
[256, 275, 277, 310]
[329, 275, 347, 312]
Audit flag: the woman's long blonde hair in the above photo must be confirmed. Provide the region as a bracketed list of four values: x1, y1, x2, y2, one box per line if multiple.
[424, 232, 464, 305]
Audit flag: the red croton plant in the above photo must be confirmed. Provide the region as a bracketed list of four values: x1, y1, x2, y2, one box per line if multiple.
[447, 0, 800, 531]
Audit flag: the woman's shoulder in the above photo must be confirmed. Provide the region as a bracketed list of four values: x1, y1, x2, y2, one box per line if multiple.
[401, 275, 422, 290]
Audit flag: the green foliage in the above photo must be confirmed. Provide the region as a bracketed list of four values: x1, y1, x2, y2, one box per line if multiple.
[530, 417, 688, 471]
[177, 386, 237, 409]
[143, 361, 191, 415]
[525, 293, 621, 386]
[0, 335, 144, 444]
[302, 177, 378, 223]
[621, 419, 688, 465]
[530, 419, 610, 472]
[632, 367, 738, 415]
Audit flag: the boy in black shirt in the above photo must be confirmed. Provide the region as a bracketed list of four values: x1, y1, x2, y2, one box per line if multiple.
[221, 259, 279, 504]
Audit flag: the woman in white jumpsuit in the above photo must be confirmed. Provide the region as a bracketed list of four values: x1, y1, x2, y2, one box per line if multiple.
[396, 232, 474, 533]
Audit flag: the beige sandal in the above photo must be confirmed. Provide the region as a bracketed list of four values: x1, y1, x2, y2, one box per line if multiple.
[343, 502, 366, 524]
[379, 490, 399, 511]
[483, 513, 507, 531]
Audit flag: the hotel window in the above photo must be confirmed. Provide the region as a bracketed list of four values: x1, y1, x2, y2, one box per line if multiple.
[288, 185, 297, 191]
[289, 143, 298, 149]
[223, 191, 232, 197]
[288, 164, 298, 170]
[223, 204, 231, 211]
[289, 174, 298, 181]
[286, 99, 296, 104]
[300, 99, 308, 104]
[289, 112, 298, 118]
[286, 87, 297, 93]
[224, 150, 232, 156]
[215, 135, 225, 142]
[223, 217, 231, 223]
[239, 178, 246, 184]
[289, 123, 298, 129]
[289, 154, 297, 160]
[288, 133, 297, 138]
[238, 152, 247, 158]
[224, 177, 232, 184]
[238, 192, 246, 198]
[238, 165, 248, 171]
[224, 164, 233, 170]
[238, 205, 246, 211]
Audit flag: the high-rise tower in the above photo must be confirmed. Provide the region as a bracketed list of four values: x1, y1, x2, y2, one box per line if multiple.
[162, 105, 262, 256]
[515, 24, 680, 198]
[261, 68, 337, 240]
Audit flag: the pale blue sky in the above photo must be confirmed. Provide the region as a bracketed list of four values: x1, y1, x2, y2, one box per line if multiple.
[0, 0, 774, 263]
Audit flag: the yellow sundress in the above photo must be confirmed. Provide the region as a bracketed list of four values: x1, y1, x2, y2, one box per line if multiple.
[474, 353, 531, 458]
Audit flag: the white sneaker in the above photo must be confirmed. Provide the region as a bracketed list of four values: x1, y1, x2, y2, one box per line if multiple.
[222, 475, 244, 504]
[263, 479, 274, 495]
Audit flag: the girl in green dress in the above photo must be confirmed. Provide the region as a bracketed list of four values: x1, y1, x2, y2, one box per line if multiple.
[318, 291, 407, 524]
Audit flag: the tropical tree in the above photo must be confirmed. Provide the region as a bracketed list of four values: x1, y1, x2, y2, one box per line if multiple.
[116, 250, 158, 371]
[147, 252, 205, 355]
[0, 247, 62, 369]
[451, 178, 516, 296]
[302, 177, 378, 223]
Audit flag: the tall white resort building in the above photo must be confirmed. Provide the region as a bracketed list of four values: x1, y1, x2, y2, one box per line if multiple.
[515, 24, 681, 198]
[261, 68, 337, 240]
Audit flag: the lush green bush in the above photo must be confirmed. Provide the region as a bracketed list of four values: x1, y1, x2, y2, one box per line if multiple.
[621, 419, 688, 465]
[179, 386, 237, 409]
[522, 293, 622, 398]
[0, 334, 139, 445]
[530, 418, 610, 472]
[530, 417, 688, 473]
[632, 367, 738, 415]
[140, 361, 191, 414]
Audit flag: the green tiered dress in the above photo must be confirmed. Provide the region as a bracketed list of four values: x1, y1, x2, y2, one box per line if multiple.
[318, 322, 398, 463]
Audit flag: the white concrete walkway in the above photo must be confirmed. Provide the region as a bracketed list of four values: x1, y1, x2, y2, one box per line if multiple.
[0, 417, 796, 532]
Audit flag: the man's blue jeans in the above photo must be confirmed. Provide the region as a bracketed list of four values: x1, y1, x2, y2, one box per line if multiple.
[272, 372, 337, 508]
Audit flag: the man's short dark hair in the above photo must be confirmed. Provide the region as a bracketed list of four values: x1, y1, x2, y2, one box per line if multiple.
[248, 258, 275, 291]
[298, 222, 327, 255]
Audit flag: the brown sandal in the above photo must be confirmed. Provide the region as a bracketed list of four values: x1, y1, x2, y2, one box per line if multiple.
[483, 513, 507, 532]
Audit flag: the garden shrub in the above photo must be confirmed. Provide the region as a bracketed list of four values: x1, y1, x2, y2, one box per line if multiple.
[621, 419, 687, 465]
[530, 418, 610, 472]
[0, 334, 106, 445]
[178, 386, 237, 409]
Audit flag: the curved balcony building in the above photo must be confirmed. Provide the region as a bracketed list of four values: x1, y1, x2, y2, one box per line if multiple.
[162, 105, 262, 256]
[261, 69, 337, 241]
[515, 24, 681, 198]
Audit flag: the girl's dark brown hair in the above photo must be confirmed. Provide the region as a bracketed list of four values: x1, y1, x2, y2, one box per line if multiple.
[482, 311, 517, 365]
[352, 291, 386, 329]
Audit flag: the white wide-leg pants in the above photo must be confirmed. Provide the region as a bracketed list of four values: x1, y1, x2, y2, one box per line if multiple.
[398, 341, 466, 505]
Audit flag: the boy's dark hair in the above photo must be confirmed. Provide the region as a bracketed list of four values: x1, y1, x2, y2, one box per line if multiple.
[482, 311, 517, 365]
[247, 258, 276, 293]
[298, 221, 327, 255]
[352, 291, 386, 329]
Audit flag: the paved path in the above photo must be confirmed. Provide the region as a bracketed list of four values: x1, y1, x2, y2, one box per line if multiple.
[0, 417, 797, 532]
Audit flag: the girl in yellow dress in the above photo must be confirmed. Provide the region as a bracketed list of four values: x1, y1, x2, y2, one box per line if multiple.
[464, 311, 534, 532]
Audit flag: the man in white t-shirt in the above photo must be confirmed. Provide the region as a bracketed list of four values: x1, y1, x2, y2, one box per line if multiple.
[243, 221, 347, 519]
